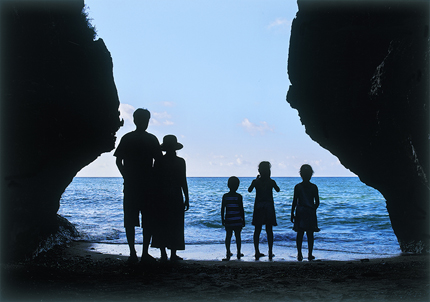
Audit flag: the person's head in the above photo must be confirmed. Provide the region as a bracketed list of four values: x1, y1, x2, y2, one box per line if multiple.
[133, 108, 150, 130]
[300, 164, 314, 181]
[227, 176, 240, 192]
[160, 134, 183, 152]
[258, 161, 271, 178]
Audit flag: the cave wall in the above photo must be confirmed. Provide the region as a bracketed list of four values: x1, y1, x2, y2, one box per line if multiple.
[1, 1, 122, 261]
[287, 0, 429, 252]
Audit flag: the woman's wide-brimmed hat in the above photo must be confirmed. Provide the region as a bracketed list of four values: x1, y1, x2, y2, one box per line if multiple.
[161, 134, 183, 151]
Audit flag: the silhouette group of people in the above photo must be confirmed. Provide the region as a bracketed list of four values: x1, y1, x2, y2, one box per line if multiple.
[115, 108, 320, 263]
[221, 162, 320, 262]
[114, 108, 188, 263]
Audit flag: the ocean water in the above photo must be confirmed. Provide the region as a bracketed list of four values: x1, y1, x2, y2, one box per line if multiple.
[59, 177, 401, 259]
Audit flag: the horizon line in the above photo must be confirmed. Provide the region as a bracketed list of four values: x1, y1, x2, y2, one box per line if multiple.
[74, 175, 359, 178]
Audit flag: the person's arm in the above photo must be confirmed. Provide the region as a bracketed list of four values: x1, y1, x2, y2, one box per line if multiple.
[115, 157, 125, 178]
[151, 135, 163, 167]
[154, 140, 163, 163]
[239, 195, 245, 227]
[183, 185, 189, 211]
[314, 185, 320, 210]
[181, 159, 190, 211]
[291, 185, 298, 223]
[221, 196, 226, 226]
[273, 180, 280, 193]
[248, 180, 255, 192]
[114, 137, 126, 178]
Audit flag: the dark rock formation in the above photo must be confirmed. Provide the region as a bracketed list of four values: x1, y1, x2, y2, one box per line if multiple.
[0, 1, 122, 261]
[287, 1, 429, 252]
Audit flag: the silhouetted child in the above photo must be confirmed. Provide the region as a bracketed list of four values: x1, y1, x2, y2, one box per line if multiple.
[291, 164, 320, 261]
[248, 161, 280, 260]
[221, 176, 245, 261]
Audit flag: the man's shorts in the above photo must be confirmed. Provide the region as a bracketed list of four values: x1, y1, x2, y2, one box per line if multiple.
[123, 184, 153, 229]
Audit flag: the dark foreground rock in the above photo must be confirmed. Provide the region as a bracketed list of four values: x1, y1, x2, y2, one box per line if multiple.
[287, 1, 429, 252]
[0, 1, 122, 261]
[1, 243, 428, 301]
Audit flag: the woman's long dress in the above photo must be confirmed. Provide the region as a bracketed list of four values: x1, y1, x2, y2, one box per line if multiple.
[151, 154, 186, 250]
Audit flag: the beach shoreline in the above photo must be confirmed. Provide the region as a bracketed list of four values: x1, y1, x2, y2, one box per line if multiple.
[1, 241, 429, 301]
[72, 241, 400, 263]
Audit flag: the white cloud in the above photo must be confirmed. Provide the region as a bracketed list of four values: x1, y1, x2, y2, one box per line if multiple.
[76, 152, 120, 177]
[153, 111, 171, 119]
[278, 162, 287, 169]
[267, 18, 291, 29]
[150, 111, 174, 126]
[234, 155, 253, 167]
[162, 101, 175, 107]
[208, 154, 250, 168]
[119, 103, 135, 124]
[241, 118, 274, 135]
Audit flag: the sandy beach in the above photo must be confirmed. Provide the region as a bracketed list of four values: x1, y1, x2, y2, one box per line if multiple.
[1, 241, 429, 301]
[70, 241, 401, 262]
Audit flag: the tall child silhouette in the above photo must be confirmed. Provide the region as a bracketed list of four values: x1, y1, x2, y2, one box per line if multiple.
[248, 161, 280, 260]
[291, 164, 320, 261]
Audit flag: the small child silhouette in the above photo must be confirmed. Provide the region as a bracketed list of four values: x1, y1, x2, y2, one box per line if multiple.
[248, 161, 280, 260]
[221, 176, 245, 261]
[291, 164, 320, 261]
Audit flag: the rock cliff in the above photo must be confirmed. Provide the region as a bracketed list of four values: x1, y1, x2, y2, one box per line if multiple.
[0, 1, 122, 261]
[287, 1, 429, 252]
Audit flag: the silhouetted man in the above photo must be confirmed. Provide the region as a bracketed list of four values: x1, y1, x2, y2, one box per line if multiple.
[114, 108, 162, 263]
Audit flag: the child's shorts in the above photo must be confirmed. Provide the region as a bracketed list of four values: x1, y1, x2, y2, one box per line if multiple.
[225, 226, 242, 233]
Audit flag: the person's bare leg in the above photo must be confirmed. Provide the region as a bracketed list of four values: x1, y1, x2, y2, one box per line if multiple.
[266, 225, 274, 260]
[160, 247, 167, 261]
[223, 229, 233, 261]
[235, 230, 243, 259]
[141, 228, 155, 262]
[307, 231, 315, 260]
[126, 227, 138, 262]
[254, 225, 264, 259]
[296, 231, 304, 261]
[142, 228, 150, 256]
[171, 249, 183, 261]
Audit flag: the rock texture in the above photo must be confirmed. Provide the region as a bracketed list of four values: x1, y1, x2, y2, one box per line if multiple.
[0, 1, 122, 261]
[287, 1, 429, 252]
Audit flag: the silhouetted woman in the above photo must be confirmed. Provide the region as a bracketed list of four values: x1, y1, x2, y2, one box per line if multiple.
[151, 135, 189, 261]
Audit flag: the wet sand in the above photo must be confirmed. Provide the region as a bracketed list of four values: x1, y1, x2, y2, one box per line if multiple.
[1, 241, 429, 301]
[76, 241, 401, 262]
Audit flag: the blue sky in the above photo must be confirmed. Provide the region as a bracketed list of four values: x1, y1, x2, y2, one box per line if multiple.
[77, 0, 355, 177]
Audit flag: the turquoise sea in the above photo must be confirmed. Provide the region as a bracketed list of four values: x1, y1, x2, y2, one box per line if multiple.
[58, 177, 401, 259]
